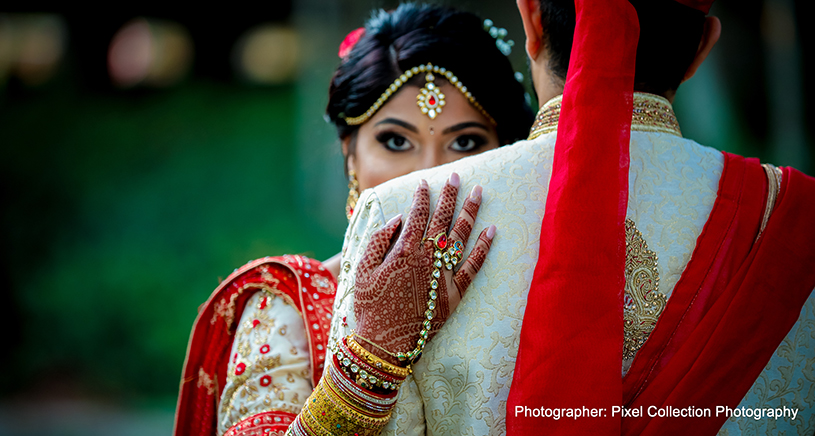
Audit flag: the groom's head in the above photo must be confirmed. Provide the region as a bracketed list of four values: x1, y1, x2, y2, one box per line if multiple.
[517, 0, 721, 105]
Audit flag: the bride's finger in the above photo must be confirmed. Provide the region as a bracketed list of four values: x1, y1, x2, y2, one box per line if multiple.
[449, 185, 482, 249]
[357, 214, 402, 274]
[397, 180, 430, 253]
[453, 225, 496, 298]
[424, 173, 460, 247]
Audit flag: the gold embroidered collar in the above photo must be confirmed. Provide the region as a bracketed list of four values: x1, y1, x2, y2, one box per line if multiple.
[528, 92, 682, 141]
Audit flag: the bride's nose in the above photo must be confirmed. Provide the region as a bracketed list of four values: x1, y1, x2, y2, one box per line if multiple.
[416, 146, 445, 171]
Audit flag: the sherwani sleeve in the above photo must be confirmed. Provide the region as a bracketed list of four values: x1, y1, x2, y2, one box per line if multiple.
[328, 187, 428, 436]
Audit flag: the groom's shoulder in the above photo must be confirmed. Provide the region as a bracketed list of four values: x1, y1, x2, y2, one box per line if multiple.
[372, 135, 555, 203]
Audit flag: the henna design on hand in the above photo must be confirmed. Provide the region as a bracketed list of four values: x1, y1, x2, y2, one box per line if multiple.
[425, 181, 459, 245]
[450, 194, 481, 245]
[353, 176, 495, 364]
[354, 182, 434, 359]
[453, 228, 493, 296]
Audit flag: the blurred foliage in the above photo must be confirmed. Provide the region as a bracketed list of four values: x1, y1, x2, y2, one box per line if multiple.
[1, 0, 813, 412]
[0, 79, 342, 399]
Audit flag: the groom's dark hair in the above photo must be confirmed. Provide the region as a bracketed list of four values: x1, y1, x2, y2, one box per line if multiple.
[540, 0, 707, 95]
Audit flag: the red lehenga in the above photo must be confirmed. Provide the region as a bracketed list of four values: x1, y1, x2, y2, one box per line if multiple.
[174, 255, 336, 436]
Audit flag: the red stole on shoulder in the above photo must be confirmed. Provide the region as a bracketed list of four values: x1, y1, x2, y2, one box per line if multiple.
[509, 143, 815, 435]
[505, 0, 639, 434]
[621, 154, 815, 434]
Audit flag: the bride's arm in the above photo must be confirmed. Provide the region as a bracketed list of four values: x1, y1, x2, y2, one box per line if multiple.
[218, 291, 312, 434]
[322, 252, 342, 282]
[285, 174, 495, 435]
[215, 175, 493, 436]
[174, 254, 336, 436]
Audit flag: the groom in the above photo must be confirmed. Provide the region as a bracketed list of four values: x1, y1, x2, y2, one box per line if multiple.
[328, 0, 815, 435]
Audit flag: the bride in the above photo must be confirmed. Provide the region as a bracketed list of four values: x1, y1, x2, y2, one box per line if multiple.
[174, 3, 533, 435]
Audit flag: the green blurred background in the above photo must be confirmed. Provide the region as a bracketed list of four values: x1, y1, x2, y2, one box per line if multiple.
[0, 0, 812, 434]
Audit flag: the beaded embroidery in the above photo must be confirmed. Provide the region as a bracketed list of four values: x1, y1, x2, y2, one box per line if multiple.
[528, 92, 682, 140]
[623, 219, 667, 360]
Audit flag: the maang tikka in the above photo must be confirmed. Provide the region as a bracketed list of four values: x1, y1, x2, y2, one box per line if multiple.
[416, 70, 445, 120]
[341, 64, 495, 126]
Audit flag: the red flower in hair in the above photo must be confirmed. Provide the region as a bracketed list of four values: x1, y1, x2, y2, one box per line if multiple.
[339, 27, 365, 59]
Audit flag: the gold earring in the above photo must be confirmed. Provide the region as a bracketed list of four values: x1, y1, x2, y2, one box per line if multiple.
[346, 170, 360, 220]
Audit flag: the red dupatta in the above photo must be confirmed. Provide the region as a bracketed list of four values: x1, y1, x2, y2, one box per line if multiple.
[174, 255, 336, 436]
[621, 156, 815, 434]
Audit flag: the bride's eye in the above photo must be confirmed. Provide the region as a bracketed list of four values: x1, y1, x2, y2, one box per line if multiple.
[376, 132, 413, 152]
[450, 135, 487, 152]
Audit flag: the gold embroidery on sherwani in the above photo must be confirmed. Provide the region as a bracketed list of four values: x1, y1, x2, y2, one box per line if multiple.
[528, 92, 682, 141]
[623, 219, 667, 361]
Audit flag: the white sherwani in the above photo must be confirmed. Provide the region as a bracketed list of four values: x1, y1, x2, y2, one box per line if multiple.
[326, 94, 815, 435]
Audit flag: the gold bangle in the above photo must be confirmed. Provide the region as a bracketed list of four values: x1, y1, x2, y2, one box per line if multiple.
[352, 330, 403, 359]
[346, 336, 411, 378]
[333, 339, 404, 391]
[324, 364, 394, 416]
[327, 356, 400, 407]
[299, 370, 394, 436]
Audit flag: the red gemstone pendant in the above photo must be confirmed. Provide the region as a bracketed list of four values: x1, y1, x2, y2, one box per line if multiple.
[428, 95, 437, 106]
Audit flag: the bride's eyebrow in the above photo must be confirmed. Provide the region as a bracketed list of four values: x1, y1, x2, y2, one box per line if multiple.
[374, 118, 418, 132]
[442, 122, 489, 135]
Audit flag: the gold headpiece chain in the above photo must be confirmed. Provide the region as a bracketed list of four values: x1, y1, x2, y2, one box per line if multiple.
[342, 63, 496, 126]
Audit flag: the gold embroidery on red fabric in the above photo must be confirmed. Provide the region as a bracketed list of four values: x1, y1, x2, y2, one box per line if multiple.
[623, 219, 667, 360]
[259, 266, 282, 288]
[198, 367, 215, 396]
[223, 409, 296, 436]
[210, 264, 303, 330]
[211, 284, 301, 329]
[211, 294, 238, 328]
[311, 274, 335, 294]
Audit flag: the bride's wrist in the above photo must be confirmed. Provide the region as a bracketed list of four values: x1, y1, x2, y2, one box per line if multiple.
[361, 343, 401, 366]
[351, 330, 408, 367]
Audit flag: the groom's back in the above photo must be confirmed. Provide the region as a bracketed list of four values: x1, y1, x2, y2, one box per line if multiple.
[328, 107, 815, 434]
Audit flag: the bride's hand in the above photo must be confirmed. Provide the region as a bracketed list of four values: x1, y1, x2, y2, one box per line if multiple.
[353, 173, 496, 364]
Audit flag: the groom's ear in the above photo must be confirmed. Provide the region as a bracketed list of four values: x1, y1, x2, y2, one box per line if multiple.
[681, 16, 721, 83]
[517, 0, 545, 61]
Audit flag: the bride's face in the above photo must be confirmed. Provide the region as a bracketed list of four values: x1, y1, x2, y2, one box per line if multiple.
[345, 82, 499, 191]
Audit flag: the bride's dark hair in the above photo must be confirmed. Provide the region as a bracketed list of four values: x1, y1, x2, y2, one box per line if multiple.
[326, 3, 534, 145]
